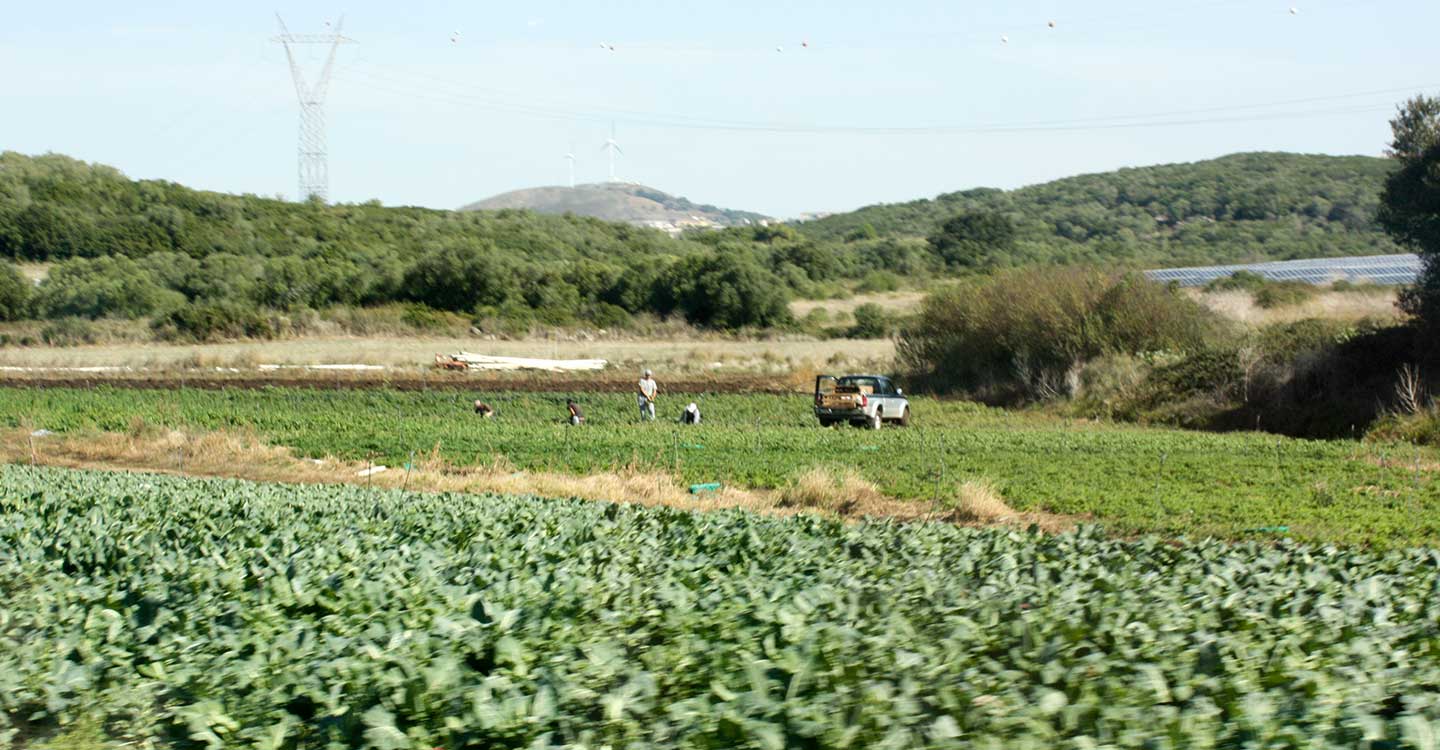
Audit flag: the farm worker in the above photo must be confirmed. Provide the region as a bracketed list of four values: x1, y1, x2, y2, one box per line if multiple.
[637, 369, 658, 421]
[473, 401, 495, 419]
[680, 402, 701, 425]
[566, 399, 585, 425]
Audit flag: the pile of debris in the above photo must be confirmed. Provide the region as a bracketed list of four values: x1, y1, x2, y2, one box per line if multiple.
[434, 353, 608, 373]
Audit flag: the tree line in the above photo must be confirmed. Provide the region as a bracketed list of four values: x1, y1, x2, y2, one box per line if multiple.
[0, 148, 1423, 337]
[803, 152, 1401, 268]
[0, 153, 912, 332]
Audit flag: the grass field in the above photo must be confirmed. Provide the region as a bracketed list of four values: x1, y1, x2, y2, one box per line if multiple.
[1, 387, 1436, 546]
[6, 466, 1440, 749]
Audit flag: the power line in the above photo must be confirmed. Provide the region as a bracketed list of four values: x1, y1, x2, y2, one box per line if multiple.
[335, 64, 1423, 136]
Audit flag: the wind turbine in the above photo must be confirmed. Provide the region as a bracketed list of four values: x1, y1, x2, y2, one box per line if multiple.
[601, 123, 623, 182]
[565, 150, 576, 188]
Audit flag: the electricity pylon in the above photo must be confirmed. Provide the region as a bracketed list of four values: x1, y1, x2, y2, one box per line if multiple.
[272, 14, 353, 202]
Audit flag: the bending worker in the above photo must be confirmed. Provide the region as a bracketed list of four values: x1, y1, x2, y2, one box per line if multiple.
[680, 402, 701, 425]
[637, 368, 658, 422]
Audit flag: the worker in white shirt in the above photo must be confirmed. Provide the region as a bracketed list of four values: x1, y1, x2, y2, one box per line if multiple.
[680, 402, 701, 425]
[637, 369, 658, 421]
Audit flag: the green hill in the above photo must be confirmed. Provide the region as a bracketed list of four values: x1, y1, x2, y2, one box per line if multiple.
[800, 153, 1400, 267]
[0, 150, 1408, 335]
[0, 152, 791, 330]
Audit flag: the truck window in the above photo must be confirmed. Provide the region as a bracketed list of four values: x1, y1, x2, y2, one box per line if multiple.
[838, 377, 879, 394]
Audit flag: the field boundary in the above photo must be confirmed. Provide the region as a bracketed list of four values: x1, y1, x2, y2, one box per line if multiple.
[0, 427, 1076, 532]
[0, 373, 804, 394]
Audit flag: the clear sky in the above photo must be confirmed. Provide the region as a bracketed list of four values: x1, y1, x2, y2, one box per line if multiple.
[2, 1, 1436, 218]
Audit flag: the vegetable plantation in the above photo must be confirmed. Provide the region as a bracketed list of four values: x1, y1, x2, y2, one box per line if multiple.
[4, 466, 1440, 749]
[1, 387, 1437, 545]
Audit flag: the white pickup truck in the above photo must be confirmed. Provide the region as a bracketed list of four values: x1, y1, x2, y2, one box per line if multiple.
[814, 374, 911, 429]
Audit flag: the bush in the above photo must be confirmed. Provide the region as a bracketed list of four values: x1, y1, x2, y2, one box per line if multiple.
[898, 267, 1221, 399]
[854, 270, 901, 294]
[848, 303, 893, 338]
[399, 304, 467, 333]
[0, 261, 29, 321]
[927, 210, 1016, 270]
[39, 317, 99, 346]
[1254, 281, 1318, 309]
[584, 302, 632, 330]
[669, 252, 792, 330]
[151, 303, 275, 342]
[35, 256, 183, 319]
[1203, 270, 1268, 293]
[1368, 407, 1440, 446]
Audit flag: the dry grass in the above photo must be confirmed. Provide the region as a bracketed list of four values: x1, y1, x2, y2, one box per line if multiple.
[0, 335, 895, 375]
[777, 466, 891, 515]
[948, 479, 1016, 523]
[0, 427, 1080, 531]
[1193, 289, 1403, 326]
[790, 291, 927, 321]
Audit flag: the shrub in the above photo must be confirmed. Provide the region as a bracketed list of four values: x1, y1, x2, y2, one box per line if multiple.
[669, 252, 792, 330]
[0, 261, 29, 321]
[1254, 281, 1318, 309]
[399, 304, 467, 333]
[799, 308, 830, 329]
[151, 303, 275, 342]
[1368, 407, 1440, 446]
[855, 270, 901, 294]
[39, 317, 99, 346]
[1204, 270, 1268, 293]
[898, 267, 1222, 399]
[585, 302, 632, 330]
[849, 303, 893, 338]
[35, 256, 183, 319]
[927, 210, 1016, 269]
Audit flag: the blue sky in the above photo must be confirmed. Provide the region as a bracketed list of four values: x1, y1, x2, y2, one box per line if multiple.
[2, 1, 1435, 217]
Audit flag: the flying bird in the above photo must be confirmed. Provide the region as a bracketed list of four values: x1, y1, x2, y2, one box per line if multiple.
[1000, 34, 1009, 44]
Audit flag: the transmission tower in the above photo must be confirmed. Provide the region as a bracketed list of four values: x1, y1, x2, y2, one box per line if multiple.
[272, 14, 353, 203]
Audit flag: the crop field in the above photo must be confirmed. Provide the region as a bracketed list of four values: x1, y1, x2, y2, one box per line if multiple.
[4, 466, 1440, 749]
[1, 387, 1437, 545]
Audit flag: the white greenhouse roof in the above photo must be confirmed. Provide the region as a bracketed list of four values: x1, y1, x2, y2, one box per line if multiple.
[1144, 254, 1422, 287]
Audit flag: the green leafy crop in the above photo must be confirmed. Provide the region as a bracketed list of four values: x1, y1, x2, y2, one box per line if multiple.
[2, 467, 1440, 748]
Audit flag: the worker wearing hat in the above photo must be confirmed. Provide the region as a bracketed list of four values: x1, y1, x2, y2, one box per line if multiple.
[637, 368, 658, 422]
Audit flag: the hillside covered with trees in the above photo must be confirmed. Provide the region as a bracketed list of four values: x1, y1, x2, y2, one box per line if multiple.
[0, 150, 1408, 339]
[0, 152, 814, 333]
[802, 152, 1400, 267]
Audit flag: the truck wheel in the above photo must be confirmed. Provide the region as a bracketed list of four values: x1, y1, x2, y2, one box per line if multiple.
[898, 407, 911, 427]
[869, 410, 883, 430]
[818, 418, 837, 428]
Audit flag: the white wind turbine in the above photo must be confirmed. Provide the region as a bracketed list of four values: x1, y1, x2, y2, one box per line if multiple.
[565, 150, 576, 188]
[601, 123, 623, 182]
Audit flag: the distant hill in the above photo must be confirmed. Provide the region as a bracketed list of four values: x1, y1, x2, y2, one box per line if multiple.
[461, 183, 770, 231]
[799, 153, 1401, 267]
